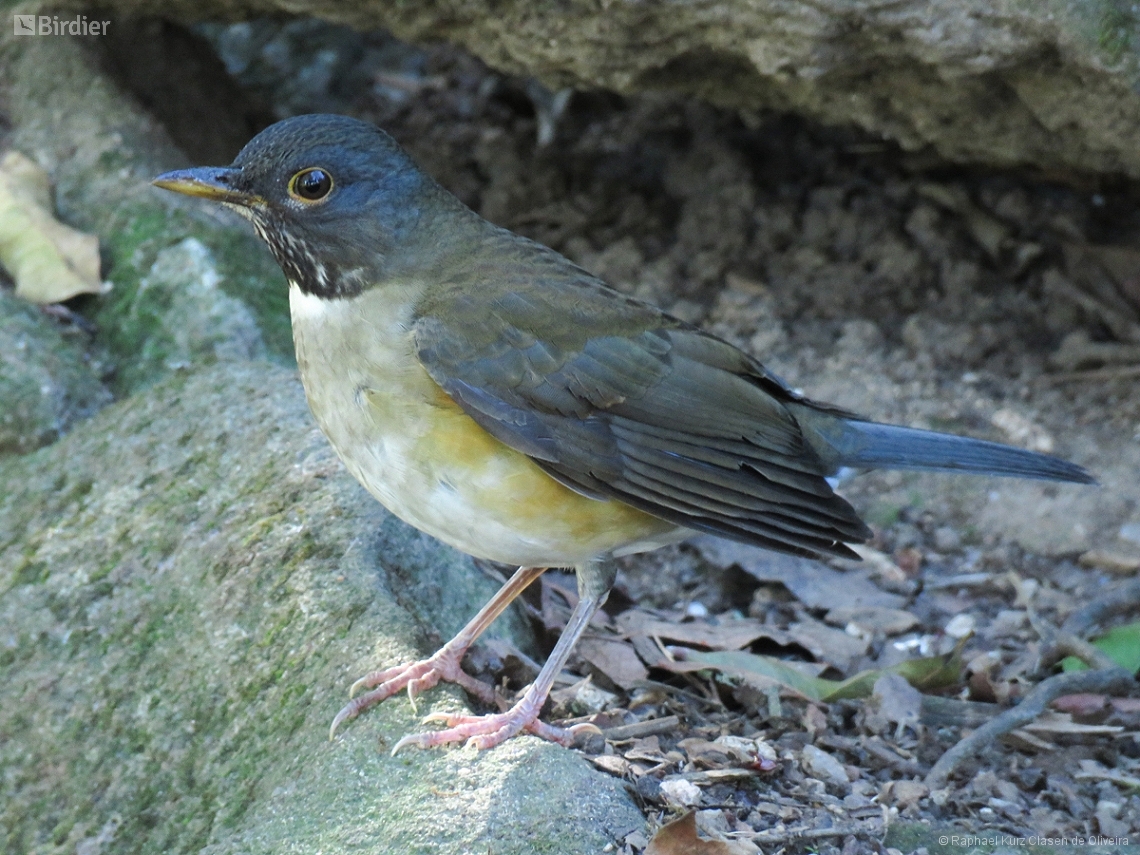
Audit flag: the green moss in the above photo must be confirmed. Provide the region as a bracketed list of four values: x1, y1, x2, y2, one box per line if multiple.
[13, 559, 48, 586]
[1098, 2, 1136, 64]
[88, 203, 293, 393]
[258, 606, 298, 649]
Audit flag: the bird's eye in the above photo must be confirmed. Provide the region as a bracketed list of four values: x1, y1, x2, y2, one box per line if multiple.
[288, 168, 333, 202]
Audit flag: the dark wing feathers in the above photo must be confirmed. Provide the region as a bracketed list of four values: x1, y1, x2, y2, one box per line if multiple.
[413, 250, 869, 559]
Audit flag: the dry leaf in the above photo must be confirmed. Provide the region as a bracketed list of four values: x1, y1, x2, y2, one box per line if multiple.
[787, 612, 869, 671]
[1051, 692, 1109, 717]
[590, 754, 631, 777]
[617, 609, 790, 649]
[694, 536, 906, 610]
[576, 636, 649, 689]
[646, 811, 758, 855]
[0, 150, 103, 303]
[669, 635, 965, 702]
[1021, 711, 1123, 736]
[863, 672, 922, 735]
[1078, 549, 1140, 574]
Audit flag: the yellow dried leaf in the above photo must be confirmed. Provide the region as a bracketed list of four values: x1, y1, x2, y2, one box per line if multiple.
[0, 150, 104, 303]
[646, 812, 758, 855]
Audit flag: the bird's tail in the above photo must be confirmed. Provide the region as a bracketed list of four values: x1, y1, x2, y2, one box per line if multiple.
[790, 404, 1095, 484]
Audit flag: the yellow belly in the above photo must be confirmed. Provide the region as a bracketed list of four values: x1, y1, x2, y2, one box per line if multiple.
[289, 283, 681, 568]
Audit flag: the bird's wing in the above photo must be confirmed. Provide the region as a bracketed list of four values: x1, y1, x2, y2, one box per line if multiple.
[412, 252, 869, 559]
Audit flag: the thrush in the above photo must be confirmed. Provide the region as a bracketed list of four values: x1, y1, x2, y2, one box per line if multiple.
[154, 114, 1093, 752]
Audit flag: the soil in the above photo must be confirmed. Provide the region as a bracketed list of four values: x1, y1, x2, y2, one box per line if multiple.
[160, 20, 1140, 853]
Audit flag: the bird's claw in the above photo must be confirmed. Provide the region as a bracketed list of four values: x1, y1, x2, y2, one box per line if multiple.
[391, 709, 556, 754]
[388, 691, 593, 754]
[330, 648, 496, 740]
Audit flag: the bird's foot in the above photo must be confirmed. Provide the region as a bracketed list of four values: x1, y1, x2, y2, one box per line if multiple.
[329, 645, 497, 739]
[391, 685, 590, 753]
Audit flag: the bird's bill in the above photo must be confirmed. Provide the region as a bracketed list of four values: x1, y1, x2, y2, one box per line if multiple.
[152, 167, 261, 207]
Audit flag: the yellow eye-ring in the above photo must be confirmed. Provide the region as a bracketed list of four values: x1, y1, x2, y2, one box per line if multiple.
[288, 167, 333, 202]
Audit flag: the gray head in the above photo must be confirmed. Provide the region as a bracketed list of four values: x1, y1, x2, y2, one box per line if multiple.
[154, 114, 459, 298]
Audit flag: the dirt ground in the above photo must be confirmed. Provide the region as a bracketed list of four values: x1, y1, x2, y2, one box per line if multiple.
[160, 20, 1140, 853]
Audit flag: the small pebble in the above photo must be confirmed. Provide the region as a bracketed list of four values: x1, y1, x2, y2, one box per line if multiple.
[685, 601, 709, 618]
[945, 613, 976, 638]
[659, 777, 702, 807]
[800, 744, 849, 785]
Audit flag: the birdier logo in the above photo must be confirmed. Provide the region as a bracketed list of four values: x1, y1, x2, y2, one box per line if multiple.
[13, 14, 110, 36]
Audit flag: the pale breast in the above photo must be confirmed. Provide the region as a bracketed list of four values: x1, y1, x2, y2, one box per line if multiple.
[288, 284, 683, 568]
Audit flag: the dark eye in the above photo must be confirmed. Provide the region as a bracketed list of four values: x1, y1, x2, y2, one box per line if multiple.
[289, 168, 333, 202]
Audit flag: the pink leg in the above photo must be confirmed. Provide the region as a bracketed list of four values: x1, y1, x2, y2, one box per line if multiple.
[392, 586, 607, 753]
[330, 566, 546, 739]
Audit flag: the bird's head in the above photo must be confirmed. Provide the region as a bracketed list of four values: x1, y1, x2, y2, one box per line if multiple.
[154, 114, 453, 298]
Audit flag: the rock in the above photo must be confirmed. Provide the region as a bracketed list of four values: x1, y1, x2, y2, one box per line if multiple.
[124, 2, 1140, 180]
[130, 237, 266, 374]
[0, 289, 110, 454]
[659, 778, 703, 807]
[1, 32, 292, 393]
[800, 744, 849, 786]
[0, 362, 644, 854]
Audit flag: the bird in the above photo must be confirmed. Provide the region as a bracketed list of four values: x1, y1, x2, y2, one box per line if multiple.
[153, 114, 1093, 752]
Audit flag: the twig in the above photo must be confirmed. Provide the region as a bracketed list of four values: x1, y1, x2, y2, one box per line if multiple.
[1030, 610, 1116, 673]
[1061, 578, 1140, 638]
[861, 736, 925, 778]
[599, 715, 682, 741]
[924, 666, 1133, 789]
[925, 611, 1137, 790]
[738, 820, 883, 846]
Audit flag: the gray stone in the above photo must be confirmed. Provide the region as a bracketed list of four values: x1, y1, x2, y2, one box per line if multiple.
[0, 289, 110, 454]
[0, 32, 293, 393]
[0, 362, 643, 854]
[130, 237, 266, 374]
[111, 0, 1140, 179]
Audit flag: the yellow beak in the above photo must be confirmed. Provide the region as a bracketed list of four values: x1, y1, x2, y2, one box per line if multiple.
[152, 167, 262, 207]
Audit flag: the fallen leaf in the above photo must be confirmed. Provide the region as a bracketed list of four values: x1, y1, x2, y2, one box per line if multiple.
[622, 736, 668, 764]
[646, 811, 758, 854]
[576, 636, 648, 690]
[1021, 711, 1123, 736]
[863, 672, 922, 735]
[590, 754, 631, 777]
[678, 738, 736, 769]
[1077, 549, 1140, 574]
[0, 150, 103, 303]
[1052, 693, 1109, 717]
[617, 609, 790, 650]
[787, 612, 869, 671]
[693, 536, 906, 610]
[670, 636, 965, 702]
[548, 675, 617, 714]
